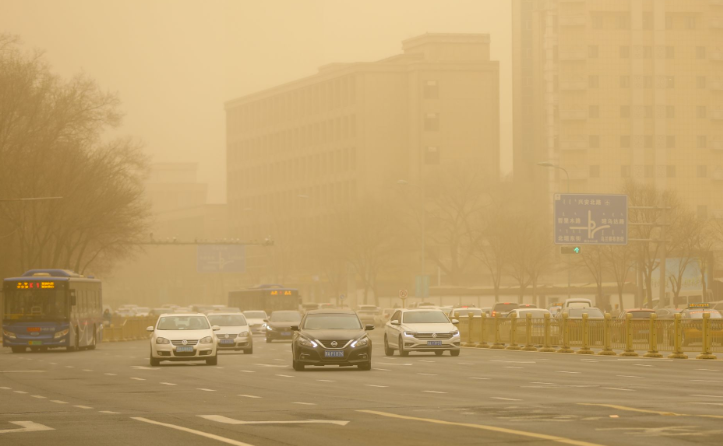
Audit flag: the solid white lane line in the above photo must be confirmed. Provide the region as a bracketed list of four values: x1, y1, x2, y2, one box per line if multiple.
[100, 411, 120, 414]
[198, 388, 216, 392]
[199, 415, 348, 426]
[105, 373, 117, 376]
[13, 391, 27, 394]
[423, 390, 447, 394]
[275, 374, 293, 378]
[506, 367, 523, 369]
[0, 387, 10, 390]
[634, 364, 652, 367]
[160, 382, 177, 386]
[50, 400, 68, 404]
[31, 395, 46, 399]
[239, 395, 262, 399]
[491, 397, 521, 401]
[366, 385, 388, 388]
[74, 405, 93, 409]
[692, 380, 723, 383]
[373, 368, 390, 371]
[130, 377, 146, 381]
[692, 402, 723, 406]
[602, 388, 635, 392]
[132, 417, 256, 446]
[292, 402, 317, 405]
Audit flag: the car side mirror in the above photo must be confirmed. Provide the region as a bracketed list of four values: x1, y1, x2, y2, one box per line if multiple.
[212, 325, 220, 331]
[391, 320, 401, 326]
[290, 325, 299, 331]
[146, 326, 154, 332]
[452, 319, 459, 325]
[365, 324, 374, 331]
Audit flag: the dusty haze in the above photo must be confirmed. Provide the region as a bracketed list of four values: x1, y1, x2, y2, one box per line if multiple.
[0, 0, 512, 203]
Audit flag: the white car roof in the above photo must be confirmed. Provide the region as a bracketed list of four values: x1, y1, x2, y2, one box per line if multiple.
[207, 313, 246, 317]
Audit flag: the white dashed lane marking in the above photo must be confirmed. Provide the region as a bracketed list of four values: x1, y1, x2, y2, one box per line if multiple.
[198, 388, 216, 392]
[558, 371, 580, 374]
[100, 411, 120, 414]
[275, 374, 293, 378]
[616, 375, 640, 379]
[130, 377, 146, 381]
[13, 391, 27, 394]
[366, 385, 388, 388]
[31, 395, 46, 399]
[105, 373, 117, 376]
[491, 397, 521, 401]
[160, 382, 177, 386]
[602, 388, 635, 392]
[373, 368, 390, 371]
[239, 395, 262, 399]
[50, 400, 68, 404]
[292, 402, 316, 405]
[317, 380, 335, 383]
[423, 390, 446, 394]
[75, 405, 93, 409]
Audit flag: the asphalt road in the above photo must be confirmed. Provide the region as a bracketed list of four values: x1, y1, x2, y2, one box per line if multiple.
[2, 331, 723, 446]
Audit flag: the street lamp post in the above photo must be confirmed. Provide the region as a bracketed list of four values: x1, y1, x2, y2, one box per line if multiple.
[537, 161, 571, 299]
[397, 180, 426, 298]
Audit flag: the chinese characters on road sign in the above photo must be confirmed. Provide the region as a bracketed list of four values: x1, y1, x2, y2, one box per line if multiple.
[554, 194, 628, 245]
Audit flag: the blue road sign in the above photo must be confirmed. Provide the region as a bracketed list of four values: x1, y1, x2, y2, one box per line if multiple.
[197, 245, 246, 273]
[554, 194, 628, 245]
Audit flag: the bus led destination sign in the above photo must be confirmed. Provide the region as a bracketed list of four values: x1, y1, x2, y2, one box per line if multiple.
[16, 282, 56, 289]
[269, 290, 294, 296]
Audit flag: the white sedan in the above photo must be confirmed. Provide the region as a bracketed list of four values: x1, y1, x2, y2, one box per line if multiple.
[207, 313, 253, 353]
[384, 309, 460, 357]
[148, 314, 220, 366]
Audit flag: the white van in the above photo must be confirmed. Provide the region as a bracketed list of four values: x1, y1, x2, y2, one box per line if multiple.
[563, 298, 592, 310]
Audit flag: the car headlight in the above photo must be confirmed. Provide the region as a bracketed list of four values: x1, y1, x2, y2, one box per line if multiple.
[450, 330, 460, 336]
[54, 329, 69, 339]
[3, 329, 16, 339]
[298, 337, 318, 348]
[351, 336, 369, 348]
[156, 337, 170, 344]
[237, 331, 249, 338]
[200, 336, 213, 344]
[403, 331, 416, 337]
[266, 325, 273, 331]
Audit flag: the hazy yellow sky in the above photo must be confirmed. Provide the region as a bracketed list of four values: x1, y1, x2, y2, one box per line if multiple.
[1, 0, 511, 202]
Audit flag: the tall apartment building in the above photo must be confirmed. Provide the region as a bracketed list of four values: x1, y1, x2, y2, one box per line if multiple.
[225, 33, 500, 295]
[513, 0, 723, 218]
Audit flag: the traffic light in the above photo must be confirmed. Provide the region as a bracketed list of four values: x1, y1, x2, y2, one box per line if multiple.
[561, 246, 581, 254]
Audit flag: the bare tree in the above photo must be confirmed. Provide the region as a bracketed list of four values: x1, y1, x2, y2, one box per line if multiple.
[602, 244, 635, 311]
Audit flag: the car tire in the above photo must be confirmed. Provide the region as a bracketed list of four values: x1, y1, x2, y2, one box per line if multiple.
[206, 355, 218, 366]
[384, 335, 394, 356]
[399, 336, 409, 357]
[435, 350, 443, 356]
[150, 356, 160, 367]
[244, 347, 253, 354]
[450, 349, 460, 357]
[358, 362, 372, 371]
[266, 338, 272, 343]
[11, 347, 26, 353]
[293, 359, 305, 371]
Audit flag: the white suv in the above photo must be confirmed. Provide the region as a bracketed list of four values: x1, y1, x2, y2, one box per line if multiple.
[148, 314, 220, 366]
[384, 309, 461, 357]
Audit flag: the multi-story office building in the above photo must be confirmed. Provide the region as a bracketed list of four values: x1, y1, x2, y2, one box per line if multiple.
[225, 33, 500, 295]
[513, 0, 723, 218]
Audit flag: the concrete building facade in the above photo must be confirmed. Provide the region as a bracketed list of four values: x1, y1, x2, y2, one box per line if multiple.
[513, 0, 723, 218]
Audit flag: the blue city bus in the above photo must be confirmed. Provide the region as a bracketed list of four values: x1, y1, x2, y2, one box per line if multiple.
[2, 269, 102, 353]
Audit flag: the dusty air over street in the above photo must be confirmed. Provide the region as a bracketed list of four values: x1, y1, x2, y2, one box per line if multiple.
[2, 1, 723, 445]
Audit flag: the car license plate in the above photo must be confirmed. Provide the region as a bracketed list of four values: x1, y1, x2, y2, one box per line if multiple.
[281, 331, 291, 336]
[176, 346, 194, 352]
[28, 341, 42, 346]
[220, 339, 234, 344]
[324, 351, 344, 358]
[427, 341, 442, 346]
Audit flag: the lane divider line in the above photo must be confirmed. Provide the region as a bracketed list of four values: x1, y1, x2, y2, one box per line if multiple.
[132, 417, 257, 446]
[239, 395, 262, 399]
[578, 403, 723, 420]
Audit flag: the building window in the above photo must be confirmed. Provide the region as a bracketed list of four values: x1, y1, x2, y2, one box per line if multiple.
[620, 135, 631, 148]
[424, 80, 439, 99]
[666, 106, 675, 119]
[619, 46, 630, 58]
[620, 76, 630, 88]
[589, 135, 600, 148]
[645, 165, 654, 178]
[698, 205, 708, 219]
[621, 165, 631, 178]
[424, 113, 440, 131]
[698, 106, 707, 119]
[620, 106, 630, 118]
[589, 75, 599, 88]
[697, 76, 707, 89]
[589, 105, 599, 118]
[667, 136, 676, 148]
[589, 165, 600, 178]
[698, 135, 708, 148]
[588, 45, 599, 58]
[667, 165, 676, 178]
[698, 165, 708, 178]
[425, 146, 440, 164]
[697, 46, 706, 59]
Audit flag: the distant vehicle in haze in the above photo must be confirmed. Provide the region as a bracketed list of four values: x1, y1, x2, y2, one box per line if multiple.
[115, 308, 136, 317]
[376, 308, 395, 325]
[301, 303, 320, 314]
[492, 302, 519, 317]
[134, 307, 151, 317]
[563, 298, 593, 311]
[384, 309, 460, 357]
[228, 285, 301, 314]
[190, 305, 215, 314]
[149, 308, 167, 317]
[207, 313, 252, 353]
[507, 308, 550, 319]
[265, 310, 302, 342]
[318, 303, 336, 310]
[147, 313, 219, 366]
[2, 269, 103, 353]
[243, 310, 268, 334]
[448, 308, 483, 318]
[173, 307, 192, 314]
[565, 307, 604, 320]
[357, 305, 379, 326]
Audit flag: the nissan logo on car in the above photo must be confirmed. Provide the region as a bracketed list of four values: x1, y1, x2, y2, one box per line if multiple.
[331, 341, 338, 347]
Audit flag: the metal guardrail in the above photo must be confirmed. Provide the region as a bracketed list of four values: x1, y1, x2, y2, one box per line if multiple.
[457, 312, 720, 359]
[101, 316, 158, 343]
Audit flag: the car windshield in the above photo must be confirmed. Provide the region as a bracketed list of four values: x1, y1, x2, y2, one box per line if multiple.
[493, 303, 518, 312]
[303, 314, 362, 330]
[687, 310, 723, 319]
[3, 289, 68, 320]
[270, 311, 302, 322]
[156, 316, 210, 330]
[244, 311, 267, 319]
[207, 314, 247, 326]
[403, 311, 449, 323]
[568, 308, 604, 318]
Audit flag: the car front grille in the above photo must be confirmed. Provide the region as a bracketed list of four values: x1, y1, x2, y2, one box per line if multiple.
[414, 333, 453, 340]
[318, 339, 350, 348]
[173, 351, 197, 357]
[218, 334, 235, 339]
[171, 340, 199, 346]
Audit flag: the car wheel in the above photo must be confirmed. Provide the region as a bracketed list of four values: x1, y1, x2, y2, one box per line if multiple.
[150, 355, 160, 367]
[293, 359, 305, 371]
[244, 347, 253, 354]
[398, 336, 409, 357]
[450, 349, 460, 357]
[384, 335, 394, 356]
[266, 337, 272, 343]
[358, 362, 372, 371]
[435, 350, 443, 356]
[206, 355, 218, 366]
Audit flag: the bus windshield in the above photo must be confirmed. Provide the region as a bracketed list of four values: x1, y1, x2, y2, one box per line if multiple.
[3, 289, 67, 320]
